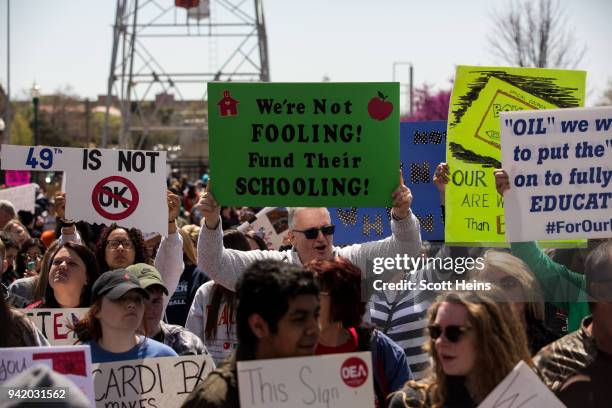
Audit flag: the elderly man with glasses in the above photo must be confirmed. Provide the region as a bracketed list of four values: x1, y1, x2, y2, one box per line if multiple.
[189, 174, 422, 294]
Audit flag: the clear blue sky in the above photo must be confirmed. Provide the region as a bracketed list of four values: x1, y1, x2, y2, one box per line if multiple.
[1, 0, 610, 107]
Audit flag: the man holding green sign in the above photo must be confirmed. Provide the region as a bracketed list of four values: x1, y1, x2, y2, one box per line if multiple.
[196, 175, 420, 292]
[197, 82, 421, 291]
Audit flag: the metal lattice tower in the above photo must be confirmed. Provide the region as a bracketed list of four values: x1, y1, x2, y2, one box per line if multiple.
[102, 0, 270, 150]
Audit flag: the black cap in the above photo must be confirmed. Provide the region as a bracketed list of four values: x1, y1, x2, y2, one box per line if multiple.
[91, 269, 149, 302]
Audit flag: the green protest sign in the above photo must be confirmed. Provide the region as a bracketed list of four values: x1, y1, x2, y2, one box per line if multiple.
[208, 82, 399, 207]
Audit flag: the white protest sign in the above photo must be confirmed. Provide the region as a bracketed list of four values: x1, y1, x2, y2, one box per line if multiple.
[0, 183, 36, 213]
[0, 345, 95, 406]
[478, 360, 565, 408]
[237, 207, 289, 250]
[1, 145, 167, 235]
[237, 351, 374, 408]
[500, 106, 612, 241]
[92, 354, 215, 408]
[21, 308, 88, 346]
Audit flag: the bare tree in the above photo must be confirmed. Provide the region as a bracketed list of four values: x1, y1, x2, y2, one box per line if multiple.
[489, 0, 586, 68]
[598, 80, 612, 106]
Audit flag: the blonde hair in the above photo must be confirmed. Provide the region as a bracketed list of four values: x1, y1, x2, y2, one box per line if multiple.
[396, 289, 533, 408]
[477, 250, 545, 321]
[178, 226, 198, 266]
[181, 224, 200, 246]
[3, 219, 30, 241]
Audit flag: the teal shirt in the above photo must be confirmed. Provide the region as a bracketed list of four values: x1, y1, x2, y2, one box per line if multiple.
[511, 242, 590, 332]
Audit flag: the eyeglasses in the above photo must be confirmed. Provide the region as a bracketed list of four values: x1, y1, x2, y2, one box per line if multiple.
[428, 324, 471, 343]
[107, 239, 134, 250]
[293, 225, 335, 239]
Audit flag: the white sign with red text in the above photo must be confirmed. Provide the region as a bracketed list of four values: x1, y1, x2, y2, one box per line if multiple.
[0, 346, 95, 405]
[237, 352, 374, 408]
[21, 308, 88, 346]
[1, 144, 167, 235]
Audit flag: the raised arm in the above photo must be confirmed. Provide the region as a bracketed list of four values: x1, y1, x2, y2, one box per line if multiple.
[494, 168, 586, 306]
[194, 182, 285, 290]
[339, 169, 422, 274]
[156, 191, 185, 311]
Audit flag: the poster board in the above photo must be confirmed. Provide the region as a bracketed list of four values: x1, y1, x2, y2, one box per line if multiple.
[500, 106, 612, 241]
[0, 345, 95, 405]
[1, 145, 167, 235]
[208, 82, 400, 207]
[330, 120, 446, 244]
[237, 352, 374, 408]
[92, 354, 215, 408]
[445, 66, 585, 245]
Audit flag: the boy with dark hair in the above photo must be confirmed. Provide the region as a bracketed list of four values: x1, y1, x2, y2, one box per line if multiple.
[182, 259, 320, 408]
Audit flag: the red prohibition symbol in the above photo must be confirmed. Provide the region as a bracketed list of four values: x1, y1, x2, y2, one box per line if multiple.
[92, 176, 140, 221]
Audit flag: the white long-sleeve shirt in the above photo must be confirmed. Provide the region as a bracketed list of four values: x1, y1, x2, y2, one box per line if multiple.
[197, 212, 423, 291]
[63, 229, 184, 312]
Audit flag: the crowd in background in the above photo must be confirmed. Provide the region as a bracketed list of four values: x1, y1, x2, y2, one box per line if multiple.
[0, 164, 610, 408]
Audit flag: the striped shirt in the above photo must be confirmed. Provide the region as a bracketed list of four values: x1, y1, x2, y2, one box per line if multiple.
[371, 283, 434, 379]
[370, 245, 466, 379]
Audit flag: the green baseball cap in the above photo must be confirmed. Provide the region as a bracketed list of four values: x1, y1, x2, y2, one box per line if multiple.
[91, 269, 149, 302]
[126, 263, 169, 295]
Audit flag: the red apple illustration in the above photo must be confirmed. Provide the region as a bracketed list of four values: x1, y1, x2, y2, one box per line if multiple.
[368, 91, 394, 121]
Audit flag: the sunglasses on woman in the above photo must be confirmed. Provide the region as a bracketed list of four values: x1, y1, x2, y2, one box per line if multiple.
[428, 324, 471, 343]
[292, 225, 335, 239]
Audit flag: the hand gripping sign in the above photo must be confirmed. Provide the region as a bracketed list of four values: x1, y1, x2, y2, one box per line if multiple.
[1, 145, 167, 235]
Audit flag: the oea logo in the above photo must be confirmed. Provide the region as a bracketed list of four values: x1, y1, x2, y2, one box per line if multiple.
[340, 357, 368, 388]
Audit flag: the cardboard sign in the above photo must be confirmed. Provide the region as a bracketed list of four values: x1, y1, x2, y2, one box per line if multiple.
[238, 207, 289, 250]
[1, 145, 167, 235]
[4, 170, 31, 186]
[478, 361, 564, 408]
[21, 308, 88, 346]
[208, 82, 400, 207]
[330, 120, 446, 244]
[445, 67, 585, 245]
[0, 183, 36, 213]
[0, 346, 95, 405]
[92, 354, 215, 408]
[500, 106, 612, 241]
[237, 352, 374, 408]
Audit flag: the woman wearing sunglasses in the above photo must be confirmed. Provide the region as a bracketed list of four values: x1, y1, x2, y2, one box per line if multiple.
[475, 250, 558, 354]
[389, 289, 533, 408]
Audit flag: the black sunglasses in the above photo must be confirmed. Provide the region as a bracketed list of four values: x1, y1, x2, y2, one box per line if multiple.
[293, 225, 335, 239]
[428, 324, 471, 343]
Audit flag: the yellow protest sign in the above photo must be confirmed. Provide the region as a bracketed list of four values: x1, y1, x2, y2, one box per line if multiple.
[445, 66, 585, 245]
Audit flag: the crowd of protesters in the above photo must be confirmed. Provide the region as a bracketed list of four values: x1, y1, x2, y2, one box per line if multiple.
[0, 161, 610, 408]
